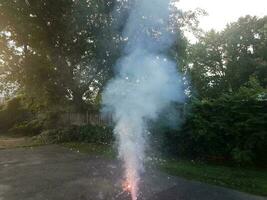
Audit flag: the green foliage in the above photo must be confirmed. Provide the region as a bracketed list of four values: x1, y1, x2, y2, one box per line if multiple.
[0, 0, 119, 110]
[160, 160, 267, 196]
[79, 125, 113, 144]
[0, 96, 31, 132]
[0, 0, 202, 111]
[170, 16, 267, 166]
[37, 126, 79, 144]
[37, 124, 113, 145]
[62, 142, 116, 159]
[0, 96, 47, 136]
[163, 78, 267, 166]
[187, 16, 267, 99]
[9, 119, 43, 136]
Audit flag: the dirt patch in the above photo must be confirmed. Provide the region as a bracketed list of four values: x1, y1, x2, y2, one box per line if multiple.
[0, 136, 33, 149]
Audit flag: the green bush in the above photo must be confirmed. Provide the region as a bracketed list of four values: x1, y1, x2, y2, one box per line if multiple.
[9, 119, 43, 136]
[37, 126, 78, 144]
[37, 124, 113, 144]
[79, 125, 113, 144]
[0, 97, 31, 133]
[162, 80, 267, 166]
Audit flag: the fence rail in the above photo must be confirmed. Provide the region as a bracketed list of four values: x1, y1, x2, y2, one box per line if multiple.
[59, 104, 186, 126]
[60, 111, 113, 126]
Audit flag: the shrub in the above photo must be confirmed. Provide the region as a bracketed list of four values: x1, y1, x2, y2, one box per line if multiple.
[0, 96, 31, 133]
[161, 80, 267, 166]
[37, 126, 79, 144]
[163, 97, 267, 166]
[78, 125, 113, 144]
[37, 124, 113, 144]
[9, 119, 43, 136]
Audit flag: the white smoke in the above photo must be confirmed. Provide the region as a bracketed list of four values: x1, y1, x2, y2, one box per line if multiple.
[102, 0, 185, 199]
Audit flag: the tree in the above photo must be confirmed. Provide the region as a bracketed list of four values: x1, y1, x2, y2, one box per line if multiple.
[0, 0, 118, 110]
[0, 0, 203, 110]
[187, 15, 267, 99]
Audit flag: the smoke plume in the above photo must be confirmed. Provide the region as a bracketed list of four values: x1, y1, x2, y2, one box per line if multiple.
[102, 0, 185, 199]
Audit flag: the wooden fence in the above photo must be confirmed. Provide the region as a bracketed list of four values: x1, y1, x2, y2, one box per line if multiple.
[59, 104, 186, 127]
[60, 111, 113, 126]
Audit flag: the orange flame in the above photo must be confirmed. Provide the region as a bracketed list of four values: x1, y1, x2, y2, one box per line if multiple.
[122, 180, 138, 200]
[122, 181, 132, 192]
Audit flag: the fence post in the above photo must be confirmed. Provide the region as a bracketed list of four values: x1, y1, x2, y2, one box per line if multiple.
[86, 110, 89, 124]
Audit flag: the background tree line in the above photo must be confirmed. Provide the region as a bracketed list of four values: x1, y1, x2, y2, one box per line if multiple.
[162, 16, 267, 166]
[0, 1, 266, 166]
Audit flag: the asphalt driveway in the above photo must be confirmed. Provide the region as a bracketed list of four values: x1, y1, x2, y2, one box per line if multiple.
[0, 145, 266, 200]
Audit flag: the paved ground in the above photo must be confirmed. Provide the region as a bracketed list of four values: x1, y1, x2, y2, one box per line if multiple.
[0, 145, 266, 200]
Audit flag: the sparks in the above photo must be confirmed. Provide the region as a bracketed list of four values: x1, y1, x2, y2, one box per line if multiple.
[123, 181, 132, 192]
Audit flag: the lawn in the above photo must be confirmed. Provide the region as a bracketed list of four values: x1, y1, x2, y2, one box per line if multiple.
[160, 159, 267, 196]
[62, 142, 116, 159]
[62, 142, 267, 197]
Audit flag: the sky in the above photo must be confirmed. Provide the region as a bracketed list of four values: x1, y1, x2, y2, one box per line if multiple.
[177, 0, 267, 31]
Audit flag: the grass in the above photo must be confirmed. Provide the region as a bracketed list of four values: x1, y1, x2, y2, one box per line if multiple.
[62, 142, 116, 159]
[160, 159, 267, 196]
[61, 142, 267, 196]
